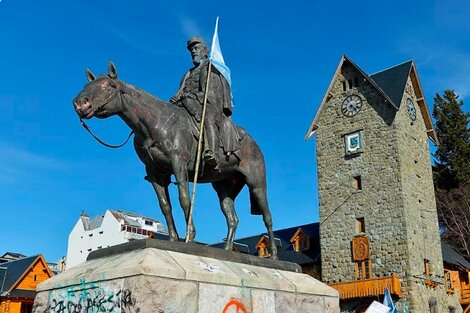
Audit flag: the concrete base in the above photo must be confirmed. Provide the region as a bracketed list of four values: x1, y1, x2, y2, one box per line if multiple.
[34, 241, 339, 312]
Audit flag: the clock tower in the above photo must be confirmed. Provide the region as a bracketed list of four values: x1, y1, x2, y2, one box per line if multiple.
[306, 56, 461, 312]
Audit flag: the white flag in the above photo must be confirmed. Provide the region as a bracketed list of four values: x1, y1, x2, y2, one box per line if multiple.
[209, 16, 231, 86]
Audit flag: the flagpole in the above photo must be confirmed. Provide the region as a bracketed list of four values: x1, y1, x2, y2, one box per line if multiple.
[185, 60, 212, 242]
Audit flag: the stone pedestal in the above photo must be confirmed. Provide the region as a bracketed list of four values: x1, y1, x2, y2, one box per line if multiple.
[34, 239, 339, 312]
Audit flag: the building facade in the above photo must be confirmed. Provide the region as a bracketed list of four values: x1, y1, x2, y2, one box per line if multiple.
[306, 56, 461, 312]
[66, 210, 168, 268]
[0, 255, 53, 313]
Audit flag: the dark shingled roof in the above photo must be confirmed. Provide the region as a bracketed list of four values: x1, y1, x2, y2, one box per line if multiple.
[211, 223, 320, 266]
[1, 252, 26, 259]
[7, 289, 36, 299]
[369, 61, 413, 109]
[0, 255, 38, 294]
[442, 242, 470, 270]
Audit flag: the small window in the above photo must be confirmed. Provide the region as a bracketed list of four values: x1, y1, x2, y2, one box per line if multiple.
[87, 248, 92, 252]
[258, 246, 270, 257]
[348, 79, 353, 89]
[99, 231, 103, 234]
[429, 298, 438, 313]
[356, 217, 365, 233]
[145, 220, 153, 226]
[354, 77, 358, 87]
[34, 275, 37, 281]
[342, 81, 347, 91]
[97, 246, 102, 249]
[88, 233, 93, 237]
[121, 225, 126, 231]
[353, 176, 362, 191]
[424, 259, 431, 277]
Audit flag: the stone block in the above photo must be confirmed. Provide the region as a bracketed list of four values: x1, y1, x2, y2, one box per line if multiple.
[34, 246, 339, 312]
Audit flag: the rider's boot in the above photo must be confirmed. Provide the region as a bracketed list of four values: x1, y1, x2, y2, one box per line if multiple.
[203, 123, 220, 170]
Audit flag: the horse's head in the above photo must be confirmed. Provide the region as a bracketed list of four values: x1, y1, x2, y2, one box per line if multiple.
[73, 62, 123, 120]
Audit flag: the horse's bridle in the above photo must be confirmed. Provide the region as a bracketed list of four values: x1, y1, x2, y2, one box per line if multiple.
[79, 80, 134, 149]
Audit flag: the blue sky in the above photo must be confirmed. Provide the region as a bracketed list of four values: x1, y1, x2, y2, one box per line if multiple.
[1, 0, 469, 262]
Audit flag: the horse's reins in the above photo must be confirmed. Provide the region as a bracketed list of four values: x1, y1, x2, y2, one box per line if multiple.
[79, 84, 134, 149]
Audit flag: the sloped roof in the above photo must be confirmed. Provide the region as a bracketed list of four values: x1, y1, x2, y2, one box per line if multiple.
[0, 255, 39, 294]
[116, 210, 162, 223]
[370, 60, 413, 109]
[211, 223, 320, 265]
[1, 252, 26, 259]
[81, 210, 165, 231]
[442, 242, 470, 270]
[305, 56, 438, 143]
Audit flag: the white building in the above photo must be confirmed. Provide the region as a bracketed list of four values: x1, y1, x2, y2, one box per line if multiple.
[66, 210, 168, 269]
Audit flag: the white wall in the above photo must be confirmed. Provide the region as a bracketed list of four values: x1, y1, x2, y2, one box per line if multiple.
[66, 210, 167, 269]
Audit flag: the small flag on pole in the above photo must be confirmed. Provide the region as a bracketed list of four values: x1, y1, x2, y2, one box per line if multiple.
[209, 16, 231, 86]
[383, 287, 397, 313]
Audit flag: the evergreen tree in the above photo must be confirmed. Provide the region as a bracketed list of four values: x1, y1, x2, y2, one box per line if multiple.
[432, 90, 470, 188]
[433, 90, 470, 260]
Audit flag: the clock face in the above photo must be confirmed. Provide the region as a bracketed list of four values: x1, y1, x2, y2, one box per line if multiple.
[342, 95, 362, 117]
[406, 98, 417, 121]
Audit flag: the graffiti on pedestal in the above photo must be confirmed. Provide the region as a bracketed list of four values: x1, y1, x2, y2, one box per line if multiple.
[222, 297, 249, 313]
[46, 279, 139, 313]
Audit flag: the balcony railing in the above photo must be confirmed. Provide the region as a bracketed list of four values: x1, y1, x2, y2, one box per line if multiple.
[461, 287, 470, 304]
[329, 275, 402, 300]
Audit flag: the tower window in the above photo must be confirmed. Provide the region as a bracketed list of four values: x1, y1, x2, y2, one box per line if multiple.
[342, 81, 347, 91]
[34, 275, 37, 281]
[145, 220, 153, 226]
[424, 259, 431, 277]
[353, 176, 362, 191]
[356, 217, 365, 233]
[355, 260, 371, 280]
[354, 77, 358, 87]
[348, 79, 353, 89]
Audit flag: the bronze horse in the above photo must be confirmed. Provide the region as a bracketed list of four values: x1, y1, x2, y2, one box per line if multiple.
[73, 62, 277, 258]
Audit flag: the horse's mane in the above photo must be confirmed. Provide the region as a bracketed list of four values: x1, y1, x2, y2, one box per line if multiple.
[118, 78, 192, 128]
[122, 81, 168, 106]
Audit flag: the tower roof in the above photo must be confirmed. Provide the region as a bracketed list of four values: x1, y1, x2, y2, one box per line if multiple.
[305, 56, 438, 143]
[370, 60, 413, 109]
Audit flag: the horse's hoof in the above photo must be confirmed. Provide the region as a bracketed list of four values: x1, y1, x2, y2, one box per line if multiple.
[169, 235, 179, 242]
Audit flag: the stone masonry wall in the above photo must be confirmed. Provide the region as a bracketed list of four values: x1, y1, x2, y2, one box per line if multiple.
[317, 62, 407, 282]
[394, 77, 461, 312]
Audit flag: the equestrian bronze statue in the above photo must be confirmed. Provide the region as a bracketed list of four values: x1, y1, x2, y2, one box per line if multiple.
[73, 59, 277, 258]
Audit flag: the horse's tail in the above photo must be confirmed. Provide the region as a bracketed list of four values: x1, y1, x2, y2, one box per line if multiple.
[249, 191, 262, 215]
[239, 131, 267, 216]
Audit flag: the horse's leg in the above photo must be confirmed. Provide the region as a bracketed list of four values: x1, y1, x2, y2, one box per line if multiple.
[244, 171, 278, 259]
[145, 169, 179, 241]
[212, 176, 245, 251]
[170, 157, 196, 242]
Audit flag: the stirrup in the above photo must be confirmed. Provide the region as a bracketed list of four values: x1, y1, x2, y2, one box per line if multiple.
[203, 151, 218, 167]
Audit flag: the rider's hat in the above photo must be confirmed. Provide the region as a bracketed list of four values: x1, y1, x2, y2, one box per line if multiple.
[187, 36, 207, 50]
